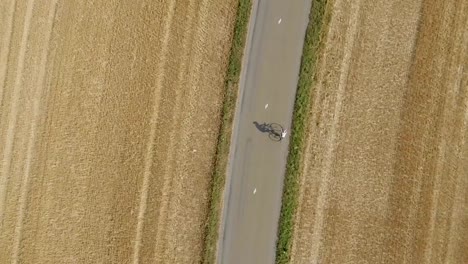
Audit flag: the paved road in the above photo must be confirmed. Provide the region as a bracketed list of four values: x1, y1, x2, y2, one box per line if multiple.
[218, 0, 311, 263]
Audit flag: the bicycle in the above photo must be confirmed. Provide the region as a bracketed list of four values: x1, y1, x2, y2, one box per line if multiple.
[264, 123, 284, 142]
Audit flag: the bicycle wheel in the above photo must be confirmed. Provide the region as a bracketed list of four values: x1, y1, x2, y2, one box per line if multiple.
[268, 131, 282, 141]
[268, 123, 284, 142]
[270, 123, 283, 135]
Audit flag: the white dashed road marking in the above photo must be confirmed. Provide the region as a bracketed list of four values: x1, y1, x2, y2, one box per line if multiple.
[278, 18, 282, 24]
[265, 103, 268, 109]
[253, 188, 257, 194]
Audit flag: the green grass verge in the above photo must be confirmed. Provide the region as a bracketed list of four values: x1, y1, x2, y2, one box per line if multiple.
[202, 1, 252, 263]
[275, 0, 331, 263]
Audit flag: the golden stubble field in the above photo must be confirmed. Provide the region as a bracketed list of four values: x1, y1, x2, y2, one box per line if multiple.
[292, 0, 468, 263]
[0, 0, 237, 263]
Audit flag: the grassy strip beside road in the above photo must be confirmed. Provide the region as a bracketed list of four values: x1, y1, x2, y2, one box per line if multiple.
[275, 0, 331, 263]
[202, 0, 252, 263]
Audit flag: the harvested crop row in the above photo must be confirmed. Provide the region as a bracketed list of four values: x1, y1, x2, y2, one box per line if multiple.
[0, 0, 237, 263]
[291, 0, 468, 263]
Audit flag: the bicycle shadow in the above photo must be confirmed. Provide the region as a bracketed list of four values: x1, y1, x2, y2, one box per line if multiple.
[253, 121, 284, 142]
[253, 121, 270, 133]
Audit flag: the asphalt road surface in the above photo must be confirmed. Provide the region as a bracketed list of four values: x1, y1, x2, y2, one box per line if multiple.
[218, 0, 311, 263]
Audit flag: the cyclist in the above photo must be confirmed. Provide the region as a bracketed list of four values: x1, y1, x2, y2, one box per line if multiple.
[281, 129, 287, 139]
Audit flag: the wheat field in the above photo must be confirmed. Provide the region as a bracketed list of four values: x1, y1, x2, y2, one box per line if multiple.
[291, 0, 468, 263]
[0, 0, 237, 263]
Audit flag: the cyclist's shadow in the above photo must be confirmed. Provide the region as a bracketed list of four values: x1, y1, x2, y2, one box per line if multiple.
[253, 121, 283, 142]
[253, 121, 270, 133]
